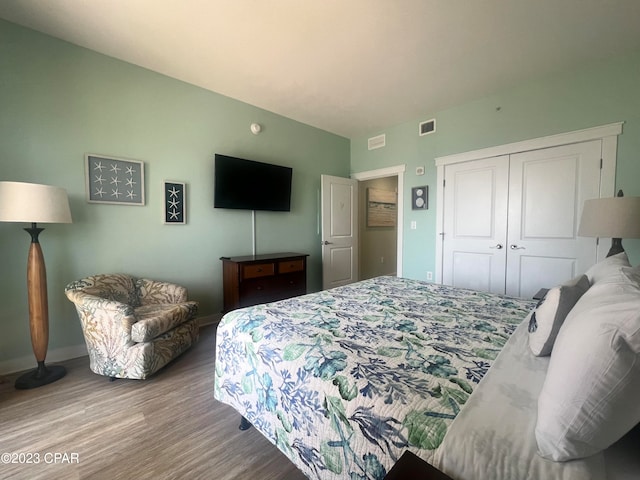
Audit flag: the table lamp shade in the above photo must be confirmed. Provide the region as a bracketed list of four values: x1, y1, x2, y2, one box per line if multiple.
[0, 181, 72, 224]
[578, 196, 640, 239]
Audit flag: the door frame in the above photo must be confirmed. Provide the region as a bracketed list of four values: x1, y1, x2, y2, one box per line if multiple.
[352, 164, 406, 277]
[434, 122, 623, 283]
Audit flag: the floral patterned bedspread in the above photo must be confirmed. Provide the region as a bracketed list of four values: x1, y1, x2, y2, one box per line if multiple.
[214, 276, 536, 479]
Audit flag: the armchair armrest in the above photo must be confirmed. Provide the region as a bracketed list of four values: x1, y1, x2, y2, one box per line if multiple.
[65, 290, 132, 314]
[136, 278, 188, 305]
[65, 290, 137, 336]
[131, 301, 199, 342]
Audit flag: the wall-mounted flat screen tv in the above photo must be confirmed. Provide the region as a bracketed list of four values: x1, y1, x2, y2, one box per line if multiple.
[214, 154, 293, 212]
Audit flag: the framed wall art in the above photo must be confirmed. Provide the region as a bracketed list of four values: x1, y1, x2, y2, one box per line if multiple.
[412, 186, 428, 210]
[85, 154, 145, 205]
[367, 188, 397, 227]
[164, 181, 186, 224]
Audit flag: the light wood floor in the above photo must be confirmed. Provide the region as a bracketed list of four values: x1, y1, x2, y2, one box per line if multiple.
[0, 325, 308, 480]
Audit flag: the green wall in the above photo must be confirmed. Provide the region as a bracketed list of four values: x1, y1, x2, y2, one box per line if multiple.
[3, 18, 640, 369]
[352, 49, 640, 280]
[0, 20, 349, 366]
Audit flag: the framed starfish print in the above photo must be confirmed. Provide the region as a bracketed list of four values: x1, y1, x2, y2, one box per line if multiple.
[85, 154, 145, 205]
[163, 181, 186, 224]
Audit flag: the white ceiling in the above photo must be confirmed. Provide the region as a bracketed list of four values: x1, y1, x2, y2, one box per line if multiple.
[1, 0, 640, 138]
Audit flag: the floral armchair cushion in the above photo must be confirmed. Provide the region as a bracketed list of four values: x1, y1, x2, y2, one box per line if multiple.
[65, 273, 199, 379]
[131, 303, 196, 342]
[136, 277, 189, 305]
[75, 274, 139, 305]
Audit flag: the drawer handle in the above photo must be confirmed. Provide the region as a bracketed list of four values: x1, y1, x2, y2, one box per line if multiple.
[257, 268, 262, 272]
[256, 286, 263, 290]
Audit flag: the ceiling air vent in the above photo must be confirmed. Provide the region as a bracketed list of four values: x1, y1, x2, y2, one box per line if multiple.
[419, 119, 436, 136]
[368, 134, 386, 150]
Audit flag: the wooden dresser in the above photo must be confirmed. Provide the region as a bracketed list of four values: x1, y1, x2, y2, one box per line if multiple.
[221, 252, 309, 313]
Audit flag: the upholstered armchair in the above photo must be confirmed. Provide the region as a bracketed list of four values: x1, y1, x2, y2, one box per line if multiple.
[65, 274, 199, 380]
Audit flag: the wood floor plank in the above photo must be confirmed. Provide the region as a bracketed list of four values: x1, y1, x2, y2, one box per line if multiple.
[0, 325, 308, 480]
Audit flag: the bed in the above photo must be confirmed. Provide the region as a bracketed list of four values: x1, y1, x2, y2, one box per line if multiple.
[214, 270, 640, 479]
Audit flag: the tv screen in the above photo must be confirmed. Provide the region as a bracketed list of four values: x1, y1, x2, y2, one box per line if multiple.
[214, 154, 293, 212]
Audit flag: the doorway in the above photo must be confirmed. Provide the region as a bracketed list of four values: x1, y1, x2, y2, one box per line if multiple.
[358, 176, 398, 280]
[353, 164, 405, 278]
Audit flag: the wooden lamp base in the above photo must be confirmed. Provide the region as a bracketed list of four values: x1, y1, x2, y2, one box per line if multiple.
[15, 361, 66, 390]
[15, 224, 66, 390]
[606, 237, 624, 257]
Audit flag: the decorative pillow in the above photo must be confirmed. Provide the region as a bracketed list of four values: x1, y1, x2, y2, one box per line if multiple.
[584, 251, 630, 284]
[535, 264, 640, 461]
[527, 274, 590, 357]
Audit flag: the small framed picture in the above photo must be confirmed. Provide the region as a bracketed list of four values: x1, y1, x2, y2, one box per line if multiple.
[367, 188, 397, 227]
[85, 154, 145, 205]
[164, 181, 186, 224]
[412, 186, 428, 210]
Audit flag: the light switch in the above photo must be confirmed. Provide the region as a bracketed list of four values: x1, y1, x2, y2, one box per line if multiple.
[411, 221, 417, 229]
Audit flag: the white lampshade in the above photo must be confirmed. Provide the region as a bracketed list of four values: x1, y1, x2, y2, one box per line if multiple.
[578, 196, 640, 239]
[0, 181, 72, 224]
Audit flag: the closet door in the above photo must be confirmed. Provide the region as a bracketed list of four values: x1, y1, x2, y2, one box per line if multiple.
[442, 156, 509, 294]
[505, 140, 601, 297]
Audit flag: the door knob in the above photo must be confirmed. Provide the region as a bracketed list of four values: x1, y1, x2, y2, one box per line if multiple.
[321, 240, 333, 246]
[489, 244, 503, 249]
[510, 244, 525, 250]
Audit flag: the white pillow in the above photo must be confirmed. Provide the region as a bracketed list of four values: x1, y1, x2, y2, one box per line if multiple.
[584, 252, 630, 284]
[527, 274, 590, 357]
[535, 264, 640, 461]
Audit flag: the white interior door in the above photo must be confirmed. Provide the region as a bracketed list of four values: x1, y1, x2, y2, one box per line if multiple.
[505, 140, 601, 297]
[442, 156, 509, 294]
[321, 175, 358, 290]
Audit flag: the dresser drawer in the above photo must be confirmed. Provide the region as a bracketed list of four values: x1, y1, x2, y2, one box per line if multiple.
[278, 259, 304, 274]
[239, 273, 306, 306]
[221, 253, 308, 313]
[237, 291, 276, 308]
[239, 278, 277, 298]
[274, 272, 306, 296]
[238, 278, 284, 307]
[242, 262, 275, 279]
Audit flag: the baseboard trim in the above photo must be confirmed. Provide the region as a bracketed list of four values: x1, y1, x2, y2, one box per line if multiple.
[199, 313, 223, 327]
[0, 314, 223, 376]
[0, 344, 88, 376]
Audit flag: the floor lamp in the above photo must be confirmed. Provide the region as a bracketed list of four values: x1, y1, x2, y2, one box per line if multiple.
[578, 190, 640, 257]
[0, 181, 72, 389]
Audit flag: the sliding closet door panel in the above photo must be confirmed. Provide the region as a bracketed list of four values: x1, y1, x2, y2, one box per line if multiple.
[506, 141, 601, 297]
[442, 156, 509, 294]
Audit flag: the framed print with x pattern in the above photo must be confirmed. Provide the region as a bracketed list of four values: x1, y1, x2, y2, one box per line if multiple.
[85, 154, 145, 205]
